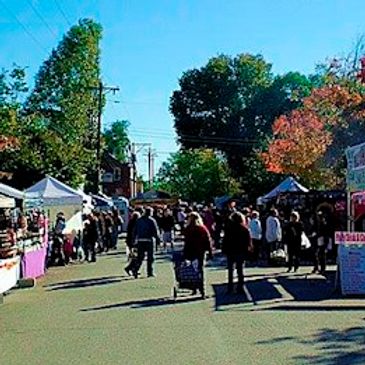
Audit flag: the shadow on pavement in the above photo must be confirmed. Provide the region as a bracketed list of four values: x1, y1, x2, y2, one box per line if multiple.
[80, 295, 205, 311]
[257, 327, 365, 364]
[45, 276, 128, 291]
[213, 270, 338, 311]
[213, 279, 283, 310]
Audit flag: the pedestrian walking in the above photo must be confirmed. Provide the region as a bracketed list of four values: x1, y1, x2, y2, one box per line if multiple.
[111, 208, 123, 249]
[133, 207, 160, 277]
[124, 211, 141, 276]
[286, 211, 304, 273]
[183, 212, 213, 298]
[84, 213, 98, 262]
[223, 212, 253, 294]
[249, 210, 262, 264]
[265, 209, 282, 263]
[312, 211, 332, 275]
[177, 207, 187, 232]
[160, 209, 175, 251]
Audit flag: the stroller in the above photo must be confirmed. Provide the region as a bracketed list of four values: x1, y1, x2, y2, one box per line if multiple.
[125, 246, 140, 278]
[172, 251, 204, 299]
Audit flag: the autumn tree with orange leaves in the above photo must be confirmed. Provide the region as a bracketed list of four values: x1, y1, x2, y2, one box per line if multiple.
[262, 59, 365, 188]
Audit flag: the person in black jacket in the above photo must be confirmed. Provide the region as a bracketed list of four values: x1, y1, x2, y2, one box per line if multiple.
[124, 211, 141, 276]
[222, 212, 253, 294]
[286, 211, 304, 273]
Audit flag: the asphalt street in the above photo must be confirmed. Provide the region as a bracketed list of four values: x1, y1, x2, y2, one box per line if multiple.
[1, 242, 365, 365]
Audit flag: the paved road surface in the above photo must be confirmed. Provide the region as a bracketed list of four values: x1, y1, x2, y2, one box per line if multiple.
[1, 242, 365, 365]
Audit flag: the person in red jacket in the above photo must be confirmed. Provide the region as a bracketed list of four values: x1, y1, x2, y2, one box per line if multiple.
[223, 212, 253, 294]
[183, 212, 213, 298]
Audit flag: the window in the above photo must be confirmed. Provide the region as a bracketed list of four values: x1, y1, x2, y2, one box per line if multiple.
[114, 168, 121, 181]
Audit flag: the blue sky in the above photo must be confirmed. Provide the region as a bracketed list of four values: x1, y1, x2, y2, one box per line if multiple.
[0, 0, 364, 176]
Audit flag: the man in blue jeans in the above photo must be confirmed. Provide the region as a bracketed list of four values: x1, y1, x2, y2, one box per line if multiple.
[133, 207, 160, 278]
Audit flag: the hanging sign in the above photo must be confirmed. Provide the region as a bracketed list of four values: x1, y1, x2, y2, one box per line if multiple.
[336, 231, 365, 295]
[346, 142, 365, 192]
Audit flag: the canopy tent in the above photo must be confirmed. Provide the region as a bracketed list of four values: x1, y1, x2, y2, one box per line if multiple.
[0, 182, 24, 200]
[0, 194, 15, 208]
[259, 177, 309, 203]
[26, 176, 83, 206]
[26, 176, 83, 224]
[92, 194, 114, 211]
[131, 190, 178, 207]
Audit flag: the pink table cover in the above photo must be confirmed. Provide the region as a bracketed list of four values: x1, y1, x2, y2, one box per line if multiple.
[21, 246, 47, 279]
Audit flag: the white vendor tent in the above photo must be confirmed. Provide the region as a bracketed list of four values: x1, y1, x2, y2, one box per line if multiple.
[0, 182, 24, 200]
[0, 194, 15, 208]
[259, 177, 309, 203]
[26, 176, 83, 225]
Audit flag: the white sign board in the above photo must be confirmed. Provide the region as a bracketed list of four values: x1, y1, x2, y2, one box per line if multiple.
[0, 257, 20, 294]
[346, 142, 365, 192]
[335, 231, 365, 295]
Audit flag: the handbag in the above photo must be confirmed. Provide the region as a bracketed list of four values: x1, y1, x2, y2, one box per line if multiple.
[301, 232, 311, 250]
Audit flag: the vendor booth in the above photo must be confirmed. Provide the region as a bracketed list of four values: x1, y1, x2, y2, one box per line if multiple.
[334, 142, 365, 296]
[130, 190, 178, 207]
[0, 195, 20, 294]
[26, 176, 83, 228]
[258, 177, 309, 204]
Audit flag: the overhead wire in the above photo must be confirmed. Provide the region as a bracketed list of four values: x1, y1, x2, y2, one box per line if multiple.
[26, 0, 58, 38]
[53, 0, 72, 27]
[0, 0, 49, 54]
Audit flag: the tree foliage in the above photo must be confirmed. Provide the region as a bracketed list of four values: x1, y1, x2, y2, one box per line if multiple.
[156, 149, 240, 202]
[262, 53, 365, 188]
[170, 54, 314, 197]
[103, 120, 130, 162]
[0, 19, 102, 189]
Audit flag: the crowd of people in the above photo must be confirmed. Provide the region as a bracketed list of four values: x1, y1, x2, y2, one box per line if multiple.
[50, 208, 123, 266]
[47, 198, 336, 298]
[123, 200, 335, 297]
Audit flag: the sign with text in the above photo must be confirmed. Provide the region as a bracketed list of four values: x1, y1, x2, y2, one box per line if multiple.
[335, 231, 365, 245]
[336, 231, 365, 295]
[346, 142, 365, 192]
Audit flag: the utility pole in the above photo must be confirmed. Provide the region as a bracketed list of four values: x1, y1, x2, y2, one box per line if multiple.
[130, 142, 151, 197]
[93, 81, 119, 194]
[147, 147, 157, 190]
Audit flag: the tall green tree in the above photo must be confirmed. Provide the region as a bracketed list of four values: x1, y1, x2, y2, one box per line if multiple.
[156, 149, 240, 202]
[23, 18, 102, 187]
[103, 120, 130, 162]
[170, 53, 314, 197]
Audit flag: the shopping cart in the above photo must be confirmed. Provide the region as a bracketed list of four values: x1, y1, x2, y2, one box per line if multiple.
[172, 251, 204, 299]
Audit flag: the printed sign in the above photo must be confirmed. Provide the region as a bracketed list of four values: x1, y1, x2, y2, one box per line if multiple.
[346, 142, 365, 192]
[336, 231, 365, 295]
[335, 231, 365, 245]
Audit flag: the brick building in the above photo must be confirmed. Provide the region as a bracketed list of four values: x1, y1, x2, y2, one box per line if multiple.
[101, 153, 132, 198]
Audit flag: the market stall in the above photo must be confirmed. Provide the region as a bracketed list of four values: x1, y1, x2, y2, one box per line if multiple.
[26, 176, 83, 228]
[130, 190, 178, 207]
[258, 176, 309, 204]
[0, 195, 20, 294]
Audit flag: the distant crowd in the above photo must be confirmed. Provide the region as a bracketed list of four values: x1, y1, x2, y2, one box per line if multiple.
[49, 200, 335, 297]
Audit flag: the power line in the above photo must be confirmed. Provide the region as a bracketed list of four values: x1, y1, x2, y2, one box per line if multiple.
[53, 0, 72, 27]
[26, 0, 58, 38]
[129, 131, 259, 145]
[0, 0, 49, 54]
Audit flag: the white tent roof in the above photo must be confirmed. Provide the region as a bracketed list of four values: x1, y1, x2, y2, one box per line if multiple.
[0, 182, 24, 200]
[26, 176, 83, 206]
[0, 194, 15, 208]
[260, 177, 309, 202]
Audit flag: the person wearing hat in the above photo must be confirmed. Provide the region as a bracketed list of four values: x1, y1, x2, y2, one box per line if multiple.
[286, 211, 304, 273]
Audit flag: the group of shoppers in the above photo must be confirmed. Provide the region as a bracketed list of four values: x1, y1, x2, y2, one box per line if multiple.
[50, 208, 123, 266]
[124, 202, 335, 298]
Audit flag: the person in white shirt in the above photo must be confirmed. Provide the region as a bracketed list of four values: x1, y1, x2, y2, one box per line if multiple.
[249, 211, 262, 263]
[265, 209, 282, 263]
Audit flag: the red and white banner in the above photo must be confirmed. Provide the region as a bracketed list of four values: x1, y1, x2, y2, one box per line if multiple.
[335, 231, 365, 245]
